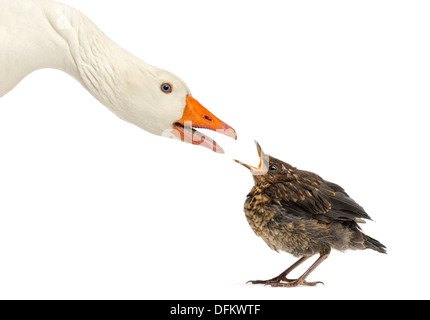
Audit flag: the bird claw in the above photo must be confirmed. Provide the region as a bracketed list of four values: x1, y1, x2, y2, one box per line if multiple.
[246, 255, 329, 288]
[247, 277, 297, 286]
[247, 277, 286, 285]
[247, 278, 324, 288]
[269, 280, 324, 287]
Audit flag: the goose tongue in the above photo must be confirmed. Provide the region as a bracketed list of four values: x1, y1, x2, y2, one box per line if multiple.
[173, 124, 224, 153]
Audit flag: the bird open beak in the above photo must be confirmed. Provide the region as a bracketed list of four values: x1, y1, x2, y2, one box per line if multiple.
[234, 141, 269, 175]
[173, 96, 237, 154]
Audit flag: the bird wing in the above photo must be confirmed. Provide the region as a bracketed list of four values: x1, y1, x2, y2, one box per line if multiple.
[273, 171, 371, 223]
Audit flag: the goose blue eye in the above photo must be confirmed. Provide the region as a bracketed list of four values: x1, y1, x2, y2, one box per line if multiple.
[161, 83, 172, 93]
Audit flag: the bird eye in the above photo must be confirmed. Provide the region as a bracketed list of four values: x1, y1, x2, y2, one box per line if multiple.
[161, 83, 172, 93]
[269, 165, 277, 172]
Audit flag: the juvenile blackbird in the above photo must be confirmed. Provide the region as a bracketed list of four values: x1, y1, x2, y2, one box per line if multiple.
[235, 141, 386, 287]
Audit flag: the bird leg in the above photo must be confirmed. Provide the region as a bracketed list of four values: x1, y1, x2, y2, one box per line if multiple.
[270, 254, 329, 287]
[247, 256, 311, 285]
[248, 254, 329, 287]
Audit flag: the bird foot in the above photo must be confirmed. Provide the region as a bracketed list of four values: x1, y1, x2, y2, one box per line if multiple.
[269, 279, 324, 288]
[247, 255, 328, 288]
[247, 280, 287, 285]
[246, 276, 295, 285]
[247, 278, 324, 288]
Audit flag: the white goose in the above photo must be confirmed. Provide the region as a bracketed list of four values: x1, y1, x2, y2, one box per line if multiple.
[0, 0, 236, 153]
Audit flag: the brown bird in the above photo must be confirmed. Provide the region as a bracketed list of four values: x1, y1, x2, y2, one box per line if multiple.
[235, 141, 386, 287]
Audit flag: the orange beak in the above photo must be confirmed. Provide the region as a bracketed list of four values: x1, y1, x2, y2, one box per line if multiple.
[173, 96, 237, 153]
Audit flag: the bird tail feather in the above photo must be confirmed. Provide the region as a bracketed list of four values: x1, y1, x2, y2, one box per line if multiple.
[364, 235, 387, 254]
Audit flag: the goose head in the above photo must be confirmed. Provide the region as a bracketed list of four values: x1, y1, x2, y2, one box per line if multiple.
[119, 64, 237, 153]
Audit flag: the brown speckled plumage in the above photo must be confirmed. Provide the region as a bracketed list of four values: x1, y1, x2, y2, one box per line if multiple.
[236, 142, 386, 287]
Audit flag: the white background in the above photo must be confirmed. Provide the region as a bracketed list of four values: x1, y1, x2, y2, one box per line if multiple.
[0, 0, 429, 300]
